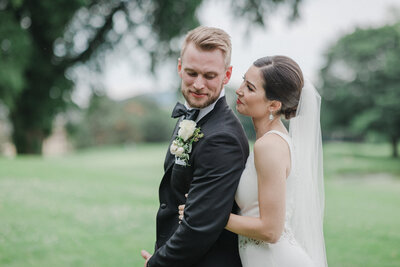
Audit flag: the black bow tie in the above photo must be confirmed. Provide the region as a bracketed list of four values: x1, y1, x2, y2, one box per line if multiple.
[171, 102, 200, 121]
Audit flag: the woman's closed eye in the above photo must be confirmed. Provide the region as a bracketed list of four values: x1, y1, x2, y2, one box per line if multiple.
[242, 76, 254, 91]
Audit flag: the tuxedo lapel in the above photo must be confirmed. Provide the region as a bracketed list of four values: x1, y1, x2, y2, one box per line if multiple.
[197, 96, 227, 127]
[164, 117, 183, 171]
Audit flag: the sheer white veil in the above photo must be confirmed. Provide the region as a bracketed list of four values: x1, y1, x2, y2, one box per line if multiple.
[288, 79, 328, 267]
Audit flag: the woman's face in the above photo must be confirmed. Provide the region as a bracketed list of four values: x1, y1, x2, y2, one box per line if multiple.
[235, 65, 270, 118]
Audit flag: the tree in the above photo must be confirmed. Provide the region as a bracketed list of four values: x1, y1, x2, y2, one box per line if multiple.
[320, 22, 400, 157]
[0, 0, 302, 154]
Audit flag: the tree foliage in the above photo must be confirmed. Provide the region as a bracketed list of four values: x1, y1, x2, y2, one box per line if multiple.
[0, 0, 302, 154]
[67, 95, 175, 148]
[320, 22, 400, 157]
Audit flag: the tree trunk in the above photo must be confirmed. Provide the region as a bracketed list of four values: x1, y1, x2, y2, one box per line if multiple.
[392, 136, 398, 158]
[12, 126, 44, 155]
[10, 98, 48, 155]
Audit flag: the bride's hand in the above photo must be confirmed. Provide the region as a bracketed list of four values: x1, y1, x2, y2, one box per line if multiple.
[178, 194, 188, 223]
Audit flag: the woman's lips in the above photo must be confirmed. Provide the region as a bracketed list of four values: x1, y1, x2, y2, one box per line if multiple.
[236, 98, 243, 104]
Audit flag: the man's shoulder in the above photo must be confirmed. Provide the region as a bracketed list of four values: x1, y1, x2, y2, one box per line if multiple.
[214, 114, 244, 134]
[196, 99, 248, 147]
[198, 115, 248, 149]
[201, 104, 241, 131]
[201, 117, 243, 141]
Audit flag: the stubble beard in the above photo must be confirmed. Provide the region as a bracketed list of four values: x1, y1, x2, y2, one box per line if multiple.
[182, 84, 224, 109]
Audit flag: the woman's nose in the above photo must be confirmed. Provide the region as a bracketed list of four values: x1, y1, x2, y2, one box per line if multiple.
[236, 86, 243, 96]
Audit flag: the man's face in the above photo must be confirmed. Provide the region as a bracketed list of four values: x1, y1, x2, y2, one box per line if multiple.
[178, 43, 232, 109]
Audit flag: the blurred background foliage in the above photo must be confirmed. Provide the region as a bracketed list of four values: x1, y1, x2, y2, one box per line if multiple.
[1, 0, 397, 158]
[0, 0, 301, 155]
[66, 94, 175, 148]
[320, 22, 400, 158]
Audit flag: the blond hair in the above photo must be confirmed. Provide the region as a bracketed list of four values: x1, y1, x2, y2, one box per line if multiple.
[180, 26, 232, 68]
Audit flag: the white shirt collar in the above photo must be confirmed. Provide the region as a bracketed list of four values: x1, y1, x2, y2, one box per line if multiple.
[185, 89, 225, 123]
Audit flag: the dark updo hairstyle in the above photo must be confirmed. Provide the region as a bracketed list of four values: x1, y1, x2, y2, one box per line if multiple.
[253, 56, 304, 119]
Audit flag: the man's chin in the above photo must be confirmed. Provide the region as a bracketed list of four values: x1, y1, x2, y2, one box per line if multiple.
[187, 101, 206, 109]
[185, 97, 208, 109]
[184, 94, 220, 109]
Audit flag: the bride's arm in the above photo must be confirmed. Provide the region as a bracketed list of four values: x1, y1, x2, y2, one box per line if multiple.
[226, 134, 289, 243]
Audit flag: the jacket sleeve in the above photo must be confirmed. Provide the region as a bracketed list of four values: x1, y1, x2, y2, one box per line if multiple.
[147, 133, 247, 266]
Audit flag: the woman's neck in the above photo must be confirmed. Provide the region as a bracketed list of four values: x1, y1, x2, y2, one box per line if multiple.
[252, 116, 287, 140]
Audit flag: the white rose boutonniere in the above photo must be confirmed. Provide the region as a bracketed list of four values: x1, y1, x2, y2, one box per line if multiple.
[178, 120, 197, 141]
[170, 119, 204, 166]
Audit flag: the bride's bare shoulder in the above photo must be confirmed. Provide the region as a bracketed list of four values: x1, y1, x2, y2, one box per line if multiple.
[254, 133, 290, 161]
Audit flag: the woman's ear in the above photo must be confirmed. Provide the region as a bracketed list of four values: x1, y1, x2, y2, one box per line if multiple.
[269, 100, 282, 113]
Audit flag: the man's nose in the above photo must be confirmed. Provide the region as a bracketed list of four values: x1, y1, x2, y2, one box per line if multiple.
[193, 76, 205, 90]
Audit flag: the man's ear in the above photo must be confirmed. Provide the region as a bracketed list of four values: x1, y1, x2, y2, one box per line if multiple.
[177, 58, 182, 77]
[223, 66, 233, 85]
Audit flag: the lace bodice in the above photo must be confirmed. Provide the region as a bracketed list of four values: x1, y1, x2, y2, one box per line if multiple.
[235, 130, 296, 247]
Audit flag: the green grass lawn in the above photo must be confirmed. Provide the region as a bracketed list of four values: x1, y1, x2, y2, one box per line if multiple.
[0, 142, 399, 266]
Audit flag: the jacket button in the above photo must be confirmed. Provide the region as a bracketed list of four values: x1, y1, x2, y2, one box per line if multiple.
[160, 203, 167, 209]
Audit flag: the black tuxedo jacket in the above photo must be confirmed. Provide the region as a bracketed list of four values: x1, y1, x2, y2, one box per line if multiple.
[148, 97, 249, 267]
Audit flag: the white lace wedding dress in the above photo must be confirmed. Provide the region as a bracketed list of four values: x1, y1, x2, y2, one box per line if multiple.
[235, 130, 316, 267]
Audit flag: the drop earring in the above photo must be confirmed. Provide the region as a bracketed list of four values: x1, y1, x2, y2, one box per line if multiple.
[269, 111, 274, 121]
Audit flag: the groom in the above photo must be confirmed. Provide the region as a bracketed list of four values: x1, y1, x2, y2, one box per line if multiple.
[141, 26, 249, 267]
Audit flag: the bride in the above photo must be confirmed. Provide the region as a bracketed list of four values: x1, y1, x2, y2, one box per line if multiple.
[180, 55, 328, 266]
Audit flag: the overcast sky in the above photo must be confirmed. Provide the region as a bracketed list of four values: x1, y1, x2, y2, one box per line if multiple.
[72, 0, 400, 104]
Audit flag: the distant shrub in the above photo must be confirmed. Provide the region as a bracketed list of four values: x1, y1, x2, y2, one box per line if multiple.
[67, 95, 175, 148]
